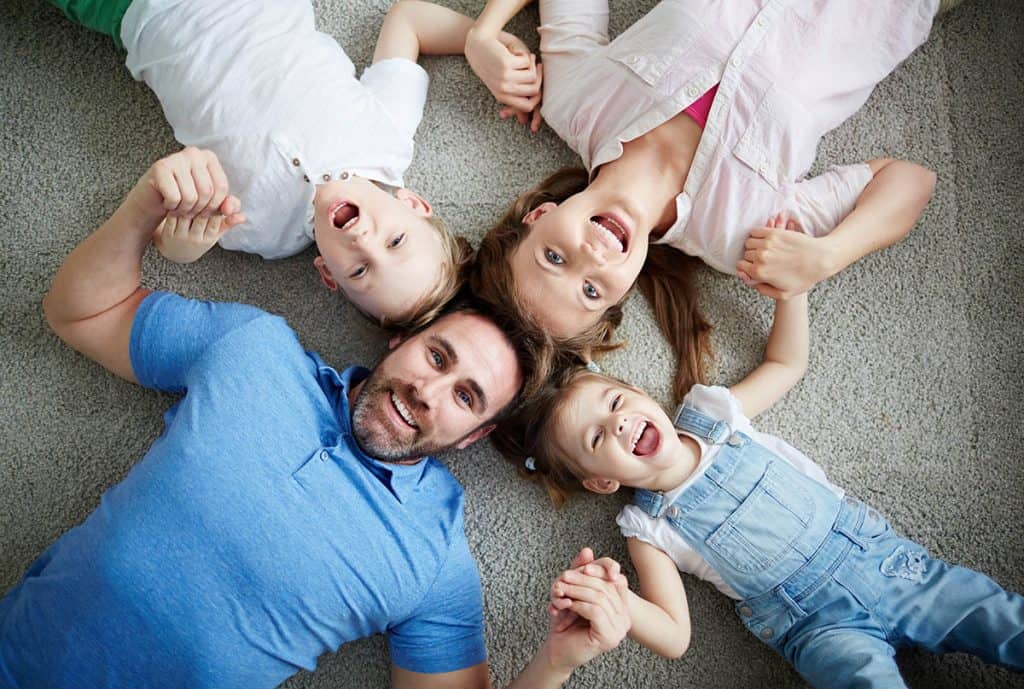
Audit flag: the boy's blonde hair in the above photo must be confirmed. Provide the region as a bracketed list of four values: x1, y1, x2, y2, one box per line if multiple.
[352, 215, 474, 332]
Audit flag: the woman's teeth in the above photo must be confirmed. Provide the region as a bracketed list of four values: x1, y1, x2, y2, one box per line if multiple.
[391, 392, 418, 428]
[589, 217, 627, 252]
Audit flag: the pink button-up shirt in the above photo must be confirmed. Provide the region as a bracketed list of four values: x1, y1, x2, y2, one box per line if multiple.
[538, 0, 937, 274]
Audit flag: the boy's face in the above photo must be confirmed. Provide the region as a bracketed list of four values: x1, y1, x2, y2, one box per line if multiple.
[554, 376, 681, 493]
[312, 177, 446, 324]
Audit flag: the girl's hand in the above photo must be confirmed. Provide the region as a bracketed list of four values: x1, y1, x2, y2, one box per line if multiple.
[737, 212, 836, 300]
[549, 548, 629, 633]
[152, 211, 245, 264]
[466, 27, 543, 127]
[127, 147, 235, 222]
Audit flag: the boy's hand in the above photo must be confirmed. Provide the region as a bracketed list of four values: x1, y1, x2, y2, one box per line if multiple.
[737, 212, 834, 300]
[466, 27, 543, 129]
[153, 212, 245, 264]
[127, 147, 235, 221]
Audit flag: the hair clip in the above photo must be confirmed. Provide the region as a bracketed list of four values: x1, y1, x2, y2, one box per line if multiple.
[585, 360, 602, 374]
[524, 456, 537, 472]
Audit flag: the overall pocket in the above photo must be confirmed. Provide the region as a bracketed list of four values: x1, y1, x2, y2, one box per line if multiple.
[706, 461, 815, 573]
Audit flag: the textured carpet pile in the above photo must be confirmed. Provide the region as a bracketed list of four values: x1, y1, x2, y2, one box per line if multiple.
[1, 1, 1021, 687]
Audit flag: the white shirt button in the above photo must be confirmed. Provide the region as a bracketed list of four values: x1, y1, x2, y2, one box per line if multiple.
[757, 16, 768, 27]
[322, 173, 331, 182]
[686, 86, 698, 97]
[731, 55, 743, 68]
[628, 55, 639, 65]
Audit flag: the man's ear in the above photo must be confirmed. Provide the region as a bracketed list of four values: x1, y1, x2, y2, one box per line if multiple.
[521, 201, 557, 225]
[582, 477, 621, 495]
[455, 424, 496, 450]
[394, 188, 433, 217]
[387, 332, 407, 350]
[313, 256, 338, 291]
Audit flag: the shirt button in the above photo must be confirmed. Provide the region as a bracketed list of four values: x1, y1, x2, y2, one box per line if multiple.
[731, 55, 743, 68]
[627, 55, 639, 64]
[319, 450, 330, 461]
[666, 506, 680, 519]
[322, 173, 331, 182]
[738, 606, 753, 618]
[728, 434, 742, 447]
[760, 627, 774, 640]
[686, 86, 698, 97]
[292, 158, 301, 166]
[757, 16, 768, 27]
[339, 171, 350, 180]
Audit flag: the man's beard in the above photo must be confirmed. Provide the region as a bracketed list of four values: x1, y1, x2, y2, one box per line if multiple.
[350, 371, 449, 462]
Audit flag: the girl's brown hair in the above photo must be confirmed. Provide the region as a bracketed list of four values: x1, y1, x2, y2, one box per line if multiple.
[471, 167, 713, 405]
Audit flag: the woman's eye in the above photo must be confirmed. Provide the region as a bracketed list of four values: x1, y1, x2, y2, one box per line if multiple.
[591, 428, 604, 451]
[350, 265, 367, 278]
[545, 249, 565, 265]
[611, 394, 622, 411]
[388, 233, 406, 249]
[583, 281, 600, 299]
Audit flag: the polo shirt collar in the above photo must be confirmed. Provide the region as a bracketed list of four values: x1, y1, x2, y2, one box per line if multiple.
[310, 355, 431, 503]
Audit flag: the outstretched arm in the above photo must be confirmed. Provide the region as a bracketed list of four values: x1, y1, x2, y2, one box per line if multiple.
[728, 268, 809, 419]
[374, 1, 476, 63]
[739, 158, 936, 299]
[42, 147, 243, 382]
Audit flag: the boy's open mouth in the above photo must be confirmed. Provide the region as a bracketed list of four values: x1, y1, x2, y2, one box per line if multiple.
[630, 420, 660, 457]
[331, 202, 360, 230]
[589, 214, 629, 253]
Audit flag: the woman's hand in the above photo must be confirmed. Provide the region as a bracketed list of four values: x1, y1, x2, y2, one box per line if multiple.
[737, 212, 835, 299]
[466, 27, 543, 131]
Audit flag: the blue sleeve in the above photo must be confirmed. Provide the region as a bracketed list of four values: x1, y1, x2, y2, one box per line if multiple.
[387, 536, 487, 674]
[129, 291, 272, 393]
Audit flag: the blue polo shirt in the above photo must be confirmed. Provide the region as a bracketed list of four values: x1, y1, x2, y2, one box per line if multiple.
[0, 292, 486, 688]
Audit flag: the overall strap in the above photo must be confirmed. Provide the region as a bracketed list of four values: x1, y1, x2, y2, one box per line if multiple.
[673, 404, 731, 443]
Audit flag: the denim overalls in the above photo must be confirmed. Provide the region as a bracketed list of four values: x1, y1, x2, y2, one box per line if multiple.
[632, 406, 1024, 688]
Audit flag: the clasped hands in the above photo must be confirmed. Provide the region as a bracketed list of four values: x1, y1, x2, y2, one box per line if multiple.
[465, 27, 544, 132]
[128, 146, 246, 264]
[737, 212, 837, 300]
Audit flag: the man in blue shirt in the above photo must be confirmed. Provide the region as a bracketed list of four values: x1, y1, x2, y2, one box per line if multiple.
[1, 147, 631, 688]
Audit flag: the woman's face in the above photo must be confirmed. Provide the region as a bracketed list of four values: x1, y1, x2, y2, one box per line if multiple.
[510, 188, 649, 338]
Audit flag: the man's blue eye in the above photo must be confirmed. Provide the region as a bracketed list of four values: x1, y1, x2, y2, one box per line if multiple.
[583, 281, 599, 299]
[457, 390, 472, 406]
[545, 249, 564, 265]
[431, 350, 443, 367]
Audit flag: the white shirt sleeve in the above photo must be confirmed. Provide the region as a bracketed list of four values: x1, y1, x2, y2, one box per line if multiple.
[360, 58, 430, 144]
[786, 163, 875, 238]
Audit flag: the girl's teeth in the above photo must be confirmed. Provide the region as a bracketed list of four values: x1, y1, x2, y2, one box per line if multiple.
[630, 420, 647, 452]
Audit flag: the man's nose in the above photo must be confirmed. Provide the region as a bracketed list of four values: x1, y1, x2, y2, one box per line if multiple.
[414, 373, 450, 409]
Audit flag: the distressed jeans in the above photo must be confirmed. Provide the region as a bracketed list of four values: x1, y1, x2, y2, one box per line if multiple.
[741, 499, 1024, 688]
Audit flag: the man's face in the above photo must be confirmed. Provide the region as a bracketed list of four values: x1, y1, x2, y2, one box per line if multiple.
[350, 312, 523, 462]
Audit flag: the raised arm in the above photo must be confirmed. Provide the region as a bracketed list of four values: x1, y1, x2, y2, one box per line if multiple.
[740, 158, 937, 299]
[42, 148, 243, 382]
[465, 0, 543, 129]
[728, 286, 809, 420]
[373, 1, 476, 63]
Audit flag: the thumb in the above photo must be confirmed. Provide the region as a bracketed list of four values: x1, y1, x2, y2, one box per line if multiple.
[223, 212, 247, 230]
[571, 547, 595, 569]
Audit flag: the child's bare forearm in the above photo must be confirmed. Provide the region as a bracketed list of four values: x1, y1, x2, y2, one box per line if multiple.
[821, 158, 936, 277]
[374, 1, 476, 63]
[625, 589, 691, 659]
[473, 0, 536, 35]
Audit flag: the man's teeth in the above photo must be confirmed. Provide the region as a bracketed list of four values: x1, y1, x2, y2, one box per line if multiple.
[391, 392, 418, 428]
[593, 219, 622, 250]
[630, 420, 648, 453]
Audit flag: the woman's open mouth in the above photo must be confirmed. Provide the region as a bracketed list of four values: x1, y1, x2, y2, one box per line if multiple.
[629, 419, 660, 457]
[589, 214, 630, 253]
[330, 202, 360, 231]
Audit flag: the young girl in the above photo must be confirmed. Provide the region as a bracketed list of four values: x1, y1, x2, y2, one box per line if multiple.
[466, 0, 941, 397]
[497, 292, 1024, 687]
[46, 0, 518, 329]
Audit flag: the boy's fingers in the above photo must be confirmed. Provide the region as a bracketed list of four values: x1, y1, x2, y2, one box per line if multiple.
[171, 167, 199, 216]
[223, 212, 246, 229]
[531, 107, 543, 132]
[205, 160, 230, 216]
[218, 195, 241, 216]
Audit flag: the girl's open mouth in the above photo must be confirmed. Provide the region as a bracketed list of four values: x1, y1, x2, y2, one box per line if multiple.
[630, 420, 660, 457]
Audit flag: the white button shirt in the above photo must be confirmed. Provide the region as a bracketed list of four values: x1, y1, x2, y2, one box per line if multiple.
[538, 0, 937, 274]
[121, 0, 429, 259]
[616, 385, 844, 600]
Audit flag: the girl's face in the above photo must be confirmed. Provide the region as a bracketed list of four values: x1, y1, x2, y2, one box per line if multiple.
[510, 188, 650, 338]
[312, 177, 446, 324]
[553, 376, 688, 493]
